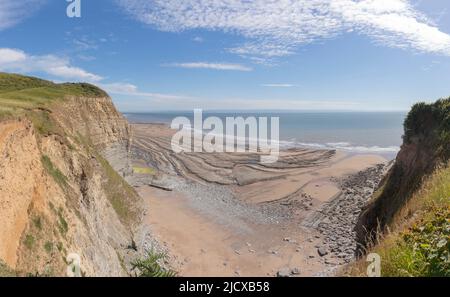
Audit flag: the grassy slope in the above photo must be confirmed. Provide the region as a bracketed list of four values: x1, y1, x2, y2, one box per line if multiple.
[347, 98, 450, 276]
[346, 165, 450, 276]
[0, 72, 107, 118]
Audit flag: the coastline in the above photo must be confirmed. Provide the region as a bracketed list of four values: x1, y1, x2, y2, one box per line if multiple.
[123, 123, 390, 276]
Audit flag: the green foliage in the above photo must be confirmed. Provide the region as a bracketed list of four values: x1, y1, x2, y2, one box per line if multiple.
[44, 242, 53, 253]
[0, 72, 54, 93]
[56, 242, 64, 252]
[403, 98, 450, 158]
[24, 234, 35, 250]
[0, 72, 109, 116]
[41, 155, 68, 189]
[131, 250, 177, 277]
[29, 110, 62, 136]
[373, 166, 450, 277]
[33, 216, 42, 230]
[401, 207, 449, 276]
[379, 207, 449, 277]
[0, 260, 16, 277]
[96, 153, 139, 225]
[57, 208, 69, 236]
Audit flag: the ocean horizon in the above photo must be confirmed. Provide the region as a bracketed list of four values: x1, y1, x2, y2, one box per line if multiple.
[124, 111, 406, 158]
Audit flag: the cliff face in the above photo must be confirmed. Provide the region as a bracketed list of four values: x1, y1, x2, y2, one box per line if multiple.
[356, 98, 450, 251]
[0, 74, 142, 276]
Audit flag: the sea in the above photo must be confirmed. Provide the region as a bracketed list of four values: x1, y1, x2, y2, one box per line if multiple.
[124, 111, 406, 159]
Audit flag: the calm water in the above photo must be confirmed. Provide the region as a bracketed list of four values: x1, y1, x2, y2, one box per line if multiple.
[124, 111, 406, 157]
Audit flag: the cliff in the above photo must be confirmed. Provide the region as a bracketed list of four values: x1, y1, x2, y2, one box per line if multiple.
[0, 73, 143, 276]
[356, 98, 449, 249]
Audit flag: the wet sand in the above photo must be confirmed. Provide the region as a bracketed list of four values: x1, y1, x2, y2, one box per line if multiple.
[131, 123, 388, 276]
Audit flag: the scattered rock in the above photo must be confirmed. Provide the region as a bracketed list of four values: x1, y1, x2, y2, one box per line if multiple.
[317, 247, 328, 257]
[276, 267, 291, 277]
[291, 267, 301, 275]
[268, 249, 278, 255]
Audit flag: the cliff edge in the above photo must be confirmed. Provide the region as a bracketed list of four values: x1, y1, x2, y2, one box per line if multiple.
[0, 73, 143, 276]
[351, 98, 449, 276]
[356, 98, 449, 248]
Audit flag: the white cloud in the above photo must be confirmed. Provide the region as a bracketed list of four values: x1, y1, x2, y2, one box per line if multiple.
[261, 84, 295, 88]
[193, 36, 204, 43]
[117, 0, 450, 60]
[0, 48, 103, 81]
[0, 0, 46, 31]
[165, 62, 252, 71]
[100, 82, 191, 100]
[0, 48, 27, 64]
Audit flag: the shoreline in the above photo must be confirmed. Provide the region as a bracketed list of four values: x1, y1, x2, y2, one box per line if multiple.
[129, 122, 399, 160]
[121, 123, 391, 276]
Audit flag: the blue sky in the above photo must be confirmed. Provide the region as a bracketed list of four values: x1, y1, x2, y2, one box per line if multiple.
[1, 0, 450, 111]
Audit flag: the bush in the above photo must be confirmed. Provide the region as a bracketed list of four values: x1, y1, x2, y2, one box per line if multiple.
[131, 250, 176, 277]
[401, 206, 449, 276]
[403, 98, 450, 158]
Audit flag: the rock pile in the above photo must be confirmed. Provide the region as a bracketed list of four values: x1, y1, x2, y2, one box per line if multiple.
[315, 164, 388, 264]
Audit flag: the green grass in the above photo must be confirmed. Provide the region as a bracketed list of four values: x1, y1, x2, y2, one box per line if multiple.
[0, 73, 54, 93]
[28, 110, 63, 136]
[44, 242, 53, 253]
[97, 153, 139, 226]
[0, 72, 108, 118]
[0, 260, 16, 277]
[57, 208, 69, 236]
[24, 234, 35, 250]
[375, 166, 450, 277]
[33, 216, 42, 230]
[41, 155, 68, 189]
[56, 242, 64, 252]
[346, 165, 450, 277]
[404, 98, 450, 158]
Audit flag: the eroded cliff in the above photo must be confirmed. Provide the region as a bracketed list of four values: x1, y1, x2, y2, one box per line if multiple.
[356, 98, 450, 252]
[0, 73, 143, 276]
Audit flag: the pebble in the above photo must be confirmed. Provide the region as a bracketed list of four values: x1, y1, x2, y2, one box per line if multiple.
[317, 247, 328, 257]
[276, 267, 291, 277]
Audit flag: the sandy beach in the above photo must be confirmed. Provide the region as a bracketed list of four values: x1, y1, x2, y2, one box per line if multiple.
[130, 123, 389, 276]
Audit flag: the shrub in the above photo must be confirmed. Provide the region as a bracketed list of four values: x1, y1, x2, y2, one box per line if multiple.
[131, 250, 176, 277]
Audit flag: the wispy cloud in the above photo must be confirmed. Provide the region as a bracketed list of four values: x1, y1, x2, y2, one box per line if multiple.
[100, 82, 191, 100]
[164, 62, 252, 71]
[261, 84, 295, 88]
[0, 48, 103, 81]
[0, 0, 46, 31]
[117, 0, 450, 62]
[192, 36, 204, 43]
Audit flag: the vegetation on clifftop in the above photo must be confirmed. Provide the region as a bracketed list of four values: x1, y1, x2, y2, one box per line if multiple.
[347, 165, 450, 276]
[404, 98, 450, 158]
[349, 97, 450, 277]
[0, 72, 107, 118]
[0, 73, 140, 276]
